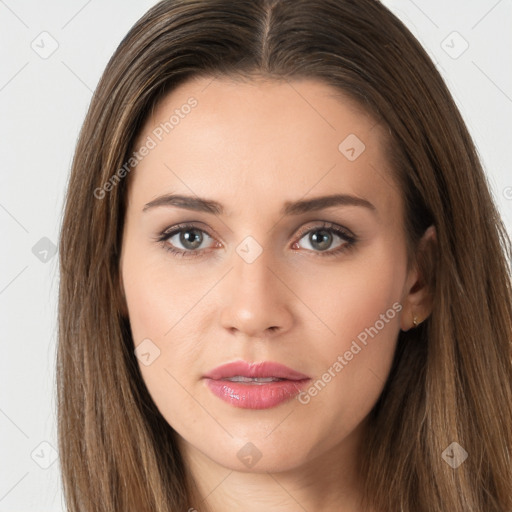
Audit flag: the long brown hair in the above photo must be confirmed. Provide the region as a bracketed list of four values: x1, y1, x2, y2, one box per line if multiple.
[57, 1, 512, 510]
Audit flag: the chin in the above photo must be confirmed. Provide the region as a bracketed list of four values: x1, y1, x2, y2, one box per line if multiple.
[187, 428, 321, 474]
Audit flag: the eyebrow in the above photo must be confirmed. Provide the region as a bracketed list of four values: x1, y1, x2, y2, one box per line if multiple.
[142, 193, 376, 216]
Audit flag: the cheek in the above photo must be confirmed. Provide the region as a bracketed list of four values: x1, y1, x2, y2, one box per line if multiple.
[298, 236, 406, 342]
[122, 240, 203, 348]
[122, 250, 208, 433]
[292, 240, 406, 433]
[121, 236, 217, 381]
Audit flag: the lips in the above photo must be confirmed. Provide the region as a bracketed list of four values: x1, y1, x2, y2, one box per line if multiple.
[204, 361, 309, 381]
[203, 361, 310, 409]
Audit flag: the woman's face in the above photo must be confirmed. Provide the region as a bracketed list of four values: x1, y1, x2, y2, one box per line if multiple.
[120, 76, 421, 474]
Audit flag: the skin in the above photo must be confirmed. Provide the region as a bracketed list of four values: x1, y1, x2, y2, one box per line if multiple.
[119, 76, 434, 512]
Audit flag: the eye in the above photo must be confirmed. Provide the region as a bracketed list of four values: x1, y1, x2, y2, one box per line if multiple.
[156, 223, 218, 259]
[292, 222, 356, 256]
[155, 221, 356, 260]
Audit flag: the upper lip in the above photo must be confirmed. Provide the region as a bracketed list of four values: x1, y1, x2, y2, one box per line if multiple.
[203, 361, 310, 381]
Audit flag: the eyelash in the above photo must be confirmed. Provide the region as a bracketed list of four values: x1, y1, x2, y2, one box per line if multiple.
[155, 221, 357, 260]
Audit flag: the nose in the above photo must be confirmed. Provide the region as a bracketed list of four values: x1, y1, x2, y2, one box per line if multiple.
[219, 246, 294, 339]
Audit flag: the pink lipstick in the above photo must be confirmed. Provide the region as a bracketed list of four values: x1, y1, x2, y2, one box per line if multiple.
[203, 361, 310, 409]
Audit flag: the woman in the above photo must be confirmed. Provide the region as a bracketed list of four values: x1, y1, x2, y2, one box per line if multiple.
[57, 0, 512, 511]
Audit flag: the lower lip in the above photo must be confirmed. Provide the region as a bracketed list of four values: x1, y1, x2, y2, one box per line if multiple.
[205, 378, 310, 409]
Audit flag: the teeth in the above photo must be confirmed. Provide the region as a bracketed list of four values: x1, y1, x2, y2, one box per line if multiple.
[225, 376, 282, 383]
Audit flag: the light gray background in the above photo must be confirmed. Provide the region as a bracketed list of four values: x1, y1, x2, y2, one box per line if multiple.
[1, 1, 511, 510]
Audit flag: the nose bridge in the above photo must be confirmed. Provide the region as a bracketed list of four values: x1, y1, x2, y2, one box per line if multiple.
[231, 235, 277, 300]
[218, 234, 293, 337]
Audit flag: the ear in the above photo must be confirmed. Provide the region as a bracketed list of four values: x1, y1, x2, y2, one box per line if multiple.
[400, 225, 436, 332]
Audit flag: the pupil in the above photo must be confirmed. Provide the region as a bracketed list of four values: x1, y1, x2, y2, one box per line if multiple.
[181, 229, 202, 250]
[310, 230, 331, 251]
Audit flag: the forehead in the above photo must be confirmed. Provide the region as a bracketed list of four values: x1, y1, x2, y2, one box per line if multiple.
[127, 76, 400, 221]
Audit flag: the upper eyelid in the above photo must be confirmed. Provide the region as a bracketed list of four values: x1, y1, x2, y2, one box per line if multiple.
[294, 221, 355, 240]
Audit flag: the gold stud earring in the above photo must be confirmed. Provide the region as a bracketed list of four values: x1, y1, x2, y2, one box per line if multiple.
[413, 314, 419, 327]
